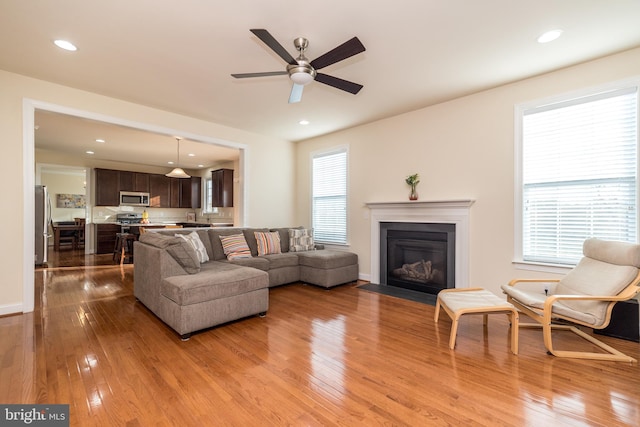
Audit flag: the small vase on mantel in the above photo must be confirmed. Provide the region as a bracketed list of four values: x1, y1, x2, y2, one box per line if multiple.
[409, 185, 418, 201]
[406, 173, 420, 201]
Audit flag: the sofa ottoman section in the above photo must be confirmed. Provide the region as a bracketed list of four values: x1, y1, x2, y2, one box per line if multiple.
[161, 263, 268, 305]
[158, 263, 269, 339]
[297, 250, 359, 288]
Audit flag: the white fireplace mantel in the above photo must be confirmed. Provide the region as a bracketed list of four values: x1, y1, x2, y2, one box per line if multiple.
[366, 199, 475, 287]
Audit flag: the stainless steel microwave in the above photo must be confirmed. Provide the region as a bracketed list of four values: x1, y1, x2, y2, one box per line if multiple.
[119, 191, 150, 207]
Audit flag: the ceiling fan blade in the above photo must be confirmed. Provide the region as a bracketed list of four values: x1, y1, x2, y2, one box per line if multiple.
[310, 37, 365, 70]
[231, 71, 288, 79]
[315, 73, 363, 95]
[250, 29, 297, 65]
[288, 84, 304, 104]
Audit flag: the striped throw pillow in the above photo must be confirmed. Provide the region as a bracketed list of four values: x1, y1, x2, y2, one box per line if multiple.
[289, 228, 315, 252]
[219, 234, 252, 260]
[254, 231, 281, 256]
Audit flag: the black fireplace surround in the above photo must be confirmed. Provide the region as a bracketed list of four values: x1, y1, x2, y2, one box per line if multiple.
[380, 222, 455, 294]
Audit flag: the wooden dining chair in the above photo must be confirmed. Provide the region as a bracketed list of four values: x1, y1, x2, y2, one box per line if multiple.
[74, 217, 86, 250]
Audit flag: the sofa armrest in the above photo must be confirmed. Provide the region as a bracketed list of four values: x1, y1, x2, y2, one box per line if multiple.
[133, 241, 188, 312]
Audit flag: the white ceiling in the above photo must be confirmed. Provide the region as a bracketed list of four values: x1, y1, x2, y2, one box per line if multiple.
[3, 1, 640, 166]
[34, 110, 240, 170]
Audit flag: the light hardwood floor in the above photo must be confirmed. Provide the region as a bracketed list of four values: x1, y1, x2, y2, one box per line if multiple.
[1, 254, 639, 426]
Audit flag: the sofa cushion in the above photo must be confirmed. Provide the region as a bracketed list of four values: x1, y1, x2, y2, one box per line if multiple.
[176, 231, 209, 263]
[219, 233, 252, 260]
[297, 250, 358, 269]
[289, 228, 315, 252]
[243, 228, 269, 256]
[161, 262, 268, 305]
[255, 231, 281, 256]
[262, 252, 299, 269]
[227, 256, 270, 271]
[140, 232, 200, 274]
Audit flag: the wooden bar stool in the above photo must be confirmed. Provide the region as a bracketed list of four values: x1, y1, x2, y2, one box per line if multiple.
[113, 233, 136, 265]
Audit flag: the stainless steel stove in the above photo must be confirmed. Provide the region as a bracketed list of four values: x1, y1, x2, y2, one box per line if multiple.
[116, 213, 142, 224]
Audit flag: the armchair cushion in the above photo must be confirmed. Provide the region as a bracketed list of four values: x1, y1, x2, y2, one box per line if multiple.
[501, 284, 597, 325]
[554, 257, 638, 326]
[583, 238, 640, 267]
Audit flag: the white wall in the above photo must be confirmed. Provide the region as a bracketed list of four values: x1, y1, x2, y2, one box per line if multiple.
[0, 69, 295, 314]
[41, 170, 87, 223]
[295, 47, 640, 297]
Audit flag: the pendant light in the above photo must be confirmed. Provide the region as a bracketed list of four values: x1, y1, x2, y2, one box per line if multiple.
[166, 137, 191, 178]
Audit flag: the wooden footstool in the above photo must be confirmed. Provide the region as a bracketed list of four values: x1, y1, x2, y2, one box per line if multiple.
[434, 287, 519, 354]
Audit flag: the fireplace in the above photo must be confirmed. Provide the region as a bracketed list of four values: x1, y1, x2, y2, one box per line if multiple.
[365, 200, 474, 290]
[381, 222, 455, 294]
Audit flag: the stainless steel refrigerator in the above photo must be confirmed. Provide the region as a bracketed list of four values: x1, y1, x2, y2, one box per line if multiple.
[35, 185, 51, 265]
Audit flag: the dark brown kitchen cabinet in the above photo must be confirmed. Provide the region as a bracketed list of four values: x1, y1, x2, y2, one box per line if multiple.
[149, 174, 171, 208]
[188, 177, 202, 209]
[171, 177, 201, 208]
[180, 177, 202, 208]
[95, 168, 120, 206]
[211, 169, 233, 207]
[120, 171, 149, 193]
[96, 223, 120, 254]
[170, 178, 181, 208]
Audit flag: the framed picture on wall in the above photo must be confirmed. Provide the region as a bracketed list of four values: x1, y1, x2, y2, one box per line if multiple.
[56, 194, 86, 208]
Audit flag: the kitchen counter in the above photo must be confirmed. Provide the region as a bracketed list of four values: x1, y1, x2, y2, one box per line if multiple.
[176, 222, 212, 228]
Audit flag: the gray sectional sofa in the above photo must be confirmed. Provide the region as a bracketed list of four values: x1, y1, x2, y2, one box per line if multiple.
[133, 227, 358, 339]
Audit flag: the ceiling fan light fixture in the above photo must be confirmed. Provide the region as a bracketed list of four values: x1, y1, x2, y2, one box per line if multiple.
[290, 70, 315, 85]
[165, 137, 191, 178]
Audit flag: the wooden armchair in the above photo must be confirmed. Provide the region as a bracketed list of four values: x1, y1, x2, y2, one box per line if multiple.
[502, 238, 640, 363]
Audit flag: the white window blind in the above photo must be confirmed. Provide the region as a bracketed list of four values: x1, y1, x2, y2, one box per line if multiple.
[312, 148, 347, 244]
[204, 178, 212, 212]
[522, 87, 638, 265]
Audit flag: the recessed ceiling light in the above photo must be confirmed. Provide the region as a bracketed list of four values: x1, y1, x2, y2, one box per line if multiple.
[54, 39, 78, 51]
[188, 153, 195, 157]
[168, 161, 174, 165]
[85, 151, 94, 155]
[95, 139, 105, 143]
[537, 30, 562, 44]
[299, 120, 310, 125]
[197, 164, 204, 168]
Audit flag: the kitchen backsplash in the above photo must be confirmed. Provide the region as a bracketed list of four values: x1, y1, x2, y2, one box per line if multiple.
[92, 206, 234, 224]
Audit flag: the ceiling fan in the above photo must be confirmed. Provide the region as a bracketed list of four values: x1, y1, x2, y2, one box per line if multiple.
[231, 29, 366, 103]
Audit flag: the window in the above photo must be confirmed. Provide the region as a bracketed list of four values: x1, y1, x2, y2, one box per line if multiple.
[312, 147, 348, 244]
[517, 84, 638, 265]
[203, 177, 213, 212]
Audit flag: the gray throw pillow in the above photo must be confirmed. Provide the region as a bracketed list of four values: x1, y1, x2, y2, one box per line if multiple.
[140, 232, 200, 273]
[166, 240, 201, 274]
[139, 232, 183, 249]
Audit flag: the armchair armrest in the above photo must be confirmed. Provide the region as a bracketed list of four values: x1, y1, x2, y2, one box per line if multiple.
[507, 278, 560, 286]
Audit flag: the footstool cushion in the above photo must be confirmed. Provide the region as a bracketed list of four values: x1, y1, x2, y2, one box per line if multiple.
[434, 287, 519, 354]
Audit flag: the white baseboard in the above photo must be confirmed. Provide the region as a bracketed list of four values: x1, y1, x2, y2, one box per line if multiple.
[0, 303, 23, 316]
